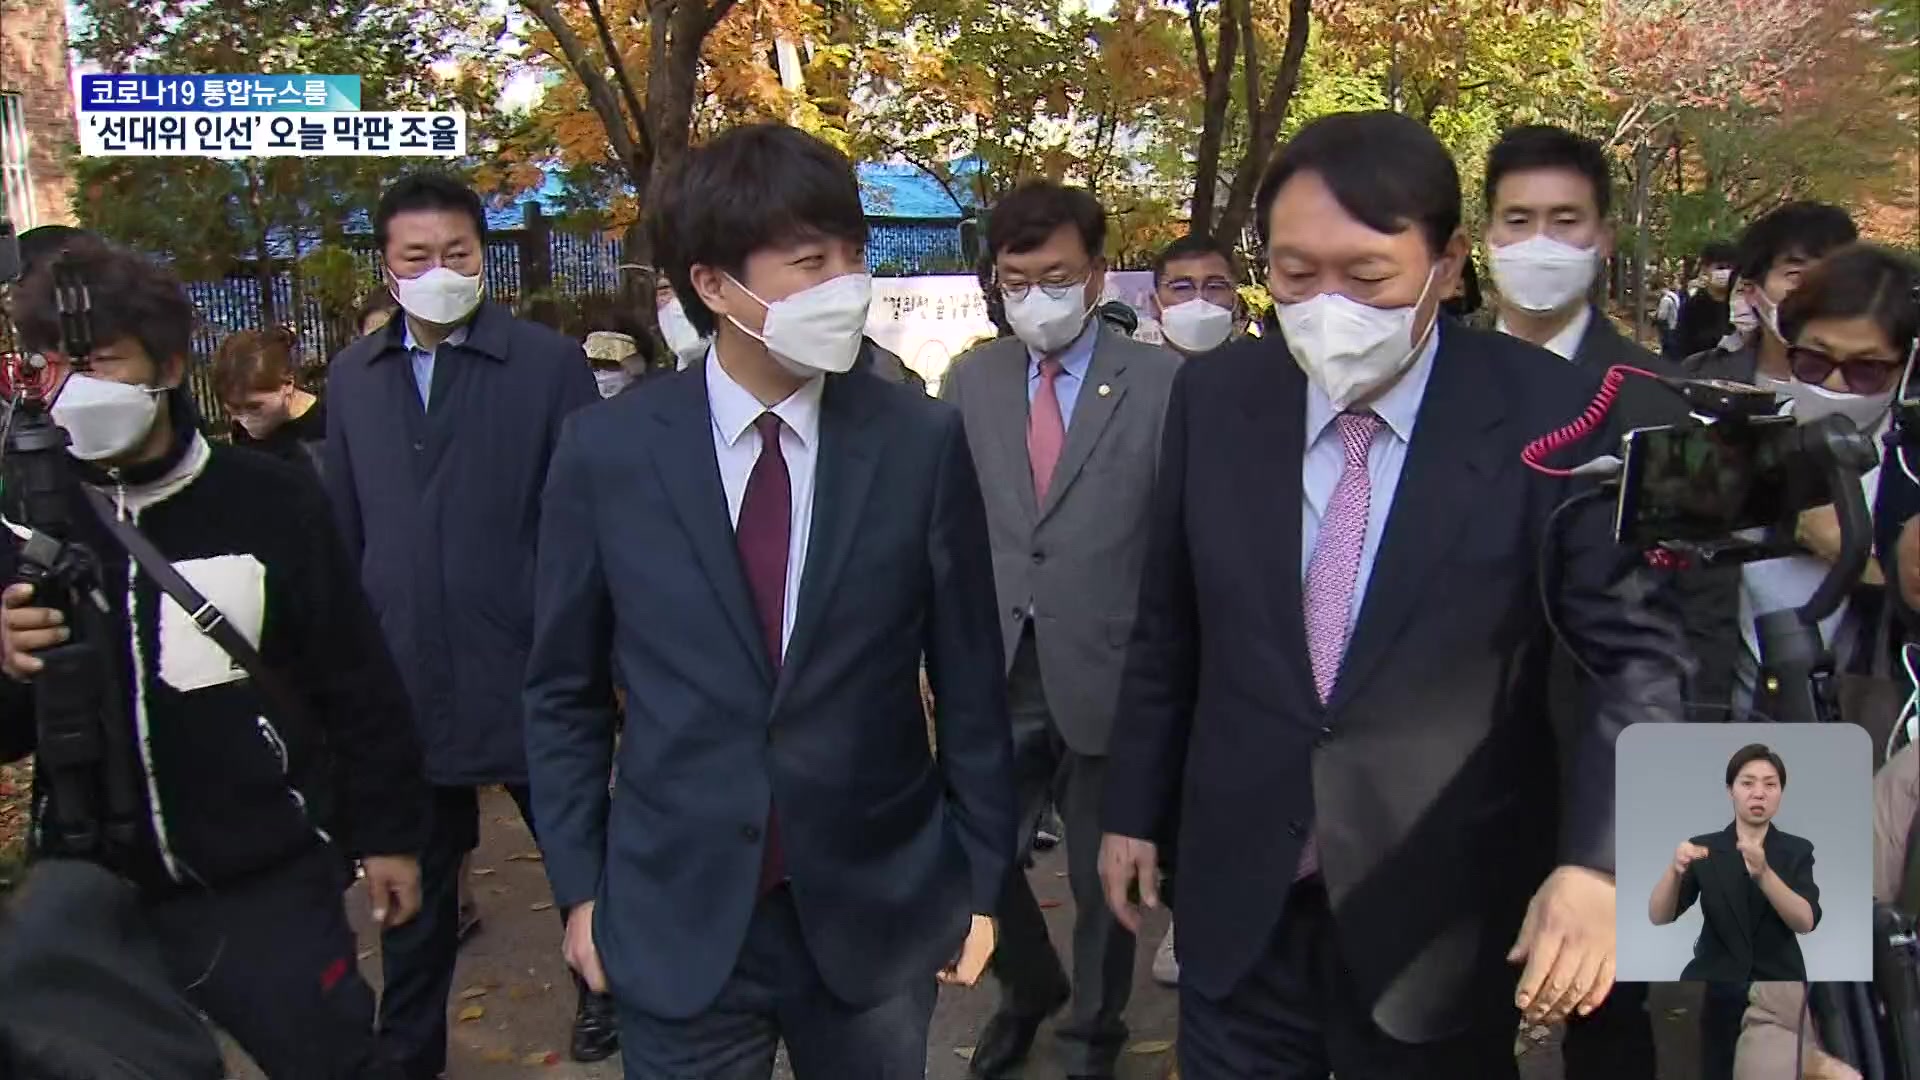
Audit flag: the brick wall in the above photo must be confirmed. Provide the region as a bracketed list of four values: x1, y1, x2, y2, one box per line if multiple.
[0, 0, 76, 228]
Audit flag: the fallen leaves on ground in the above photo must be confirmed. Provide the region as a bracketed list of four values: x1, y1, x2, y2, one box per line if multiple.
[470, 867, 496, 877]
[357, 947, 376, 961]
[1038, 899, 1063, 909]
[478, 1048, 517, 1064]
[522, 1051, 560, 1066]
[1127, 1039, 1174, 1054]
[529, 901, 554, 912]
[459, 986, 490, 1000]
[457, 1005, 486, 1022]
[953, 1047, 975, 1061]
[506, 851, 544, 862]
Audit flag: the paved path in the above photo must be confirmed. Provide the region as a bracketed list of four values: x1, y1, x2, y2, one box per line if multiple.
[228, 787, 1708, 1078]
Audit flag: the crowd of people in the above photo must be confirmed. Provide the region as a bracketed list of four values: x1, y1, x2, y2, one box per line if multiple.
[1, 105, 1918, 1080]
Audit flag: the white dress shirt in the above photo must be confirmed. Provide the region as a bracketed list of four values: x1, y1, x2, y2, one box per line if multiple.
[706, 350, 823, 655]
[1496, 304, 1592, 362]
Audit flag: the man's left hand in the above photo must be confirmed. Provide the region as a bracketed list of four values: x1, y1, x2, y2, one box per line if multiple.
[363, 855, 423, 929]
[1507, 865, 1616, 1024]
[1797, 504, 1843, 563]
[1736, 835, 1767, 878]
[937, 915, 996, 987]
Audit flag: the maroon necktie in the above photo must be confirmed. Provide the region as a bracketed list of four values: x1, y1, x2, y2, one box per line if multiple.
[737, 412, 790, 894]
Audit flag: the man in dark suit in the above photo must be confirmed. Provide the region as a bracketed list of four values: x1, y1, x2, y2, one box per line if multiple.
[1099, 110, 1689, 1080]
[940, 181, 1180, 1080]
[523, 122, 1016, 1078]
[1482, 120, 1682, 1080]
[1650, 743, 1820, 981]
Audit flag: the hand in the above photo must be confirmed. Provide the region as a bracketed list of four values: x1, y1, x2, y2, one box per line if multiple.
[565, 900, 607, 994]
[1099, 833, 1161, 934]
[362, 855, 421, 928]
[1673, 840, 1710, 877]
[1797, 504, 1843, 563]
[1898, 517, 1920, 612]
[1736, 835, 1767, 879]
[937, 914, 996, 986]
[1, 583, 68, 681]
[1508, 866, 1617, 1025]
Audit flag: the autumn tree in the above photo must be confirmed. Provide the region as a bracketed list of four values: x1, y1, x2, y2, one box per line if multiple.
[1182, 0, 1310, 247]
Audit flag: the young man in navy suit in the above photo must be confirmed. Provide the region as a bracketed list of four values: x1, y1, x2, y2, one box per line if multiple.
[523, 122, 1016, 1078]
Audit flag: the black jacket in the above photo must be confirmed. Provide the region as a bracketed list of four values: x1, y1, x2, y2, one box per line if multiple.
[1, 410, 427, 893]
[229, 397, 327, 477]
[1676, 821, 1820, 982]
[1676, 289, 1732, 360]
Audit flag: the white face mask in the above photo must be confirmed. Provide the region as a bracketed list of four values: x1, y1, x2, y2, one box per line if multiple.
[725, 272, 872, 378]
[51, 373, 163, 461]
[1489, 234, 1598, 314]
[1159, 298, 1235, 354]
[1729, 293, 1760, 335]
[594, 370, 633, 399]
[1709, 268, 1734, 289]
[388, 265, 484, 325]
[1753, 290, 1784, 341]
[1005, 281, 1095, 354]
[658, 298, 709, 369]
[1276, 268, 1438, 411]
[1764, 373, 1893, 432]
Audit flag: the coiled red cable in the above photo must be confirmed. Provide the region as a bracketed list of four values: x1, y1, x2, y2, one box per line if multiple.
[1520, 364, 1667, 477]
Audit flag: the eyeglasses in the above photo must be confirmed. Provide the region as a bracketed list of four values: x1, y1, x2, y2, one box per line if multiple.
[1163, 279, 1237, 304]
[998, 273, 1090, 302]
[1786, 346, 1901, 395]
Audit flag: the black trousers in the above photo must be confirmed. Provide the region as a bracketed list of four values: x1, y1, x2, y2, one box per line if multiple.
[1560, 981, 1656, 1079]
[1177, 878, 1520, 1080]
[616, 887, 938, 1079]
[984, 626, 1135, 1076]
[1699, 980, 1749, 1080]
[145, 845, 400, 1080]
[378, 783, 545, 1079]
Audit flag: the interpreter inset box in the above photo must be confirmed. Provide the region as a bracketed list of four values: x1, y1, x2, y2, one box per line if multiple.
[1616, 723, 1871, 983]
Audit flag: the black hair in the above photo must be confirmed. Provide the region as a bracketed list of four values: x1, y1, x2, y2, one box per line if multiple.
[1736, 201, 1857, 284]
[13, 236, 195, 370]
[647, 122, 870, 337]
[16, 225, 91, 281]
[1442, 257, 1483, 319]
[1778, 243, 1920, 356]
[976, 249, 1012, 337]
[985, 182, 1107, 262]
[1699, 241, 1739, 267]
[1153, 232, 1239, 286]
[373, 172, 488, 256]
[1096, 300, 1137, 335]
[355, 292, 397, 329]
[1483, 124, 1611, 218]
[1256, 110, 1461, 256]
[1725, 743, 1787, 788]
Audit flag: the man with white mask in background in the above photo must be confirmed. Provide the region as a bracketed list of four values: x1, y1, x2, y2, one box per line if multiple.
[655, 269, 711, 370]
[1685, 201, 1858, 387]
[1151, 233, 1244, 360]
[322, 172, 609, 1075]
[940, 180, 1178, 1080]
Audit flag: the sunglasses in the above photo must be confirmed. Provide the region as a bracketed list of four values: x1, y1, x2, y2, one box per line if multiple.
[1786, 346, 1901, 395]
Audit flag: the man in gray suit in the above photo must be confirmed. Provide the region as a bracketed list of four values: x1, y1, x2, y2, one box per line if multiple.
[939, 182, 1179, 1080]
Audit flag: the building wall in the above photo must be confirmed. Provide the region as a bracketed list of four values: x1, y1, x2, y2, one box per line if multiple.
[0, 0, 77, 228]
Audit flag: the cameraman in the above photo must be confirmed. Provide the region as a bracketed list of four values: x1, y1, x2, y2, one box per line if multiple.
[0, 238, 427, 1078]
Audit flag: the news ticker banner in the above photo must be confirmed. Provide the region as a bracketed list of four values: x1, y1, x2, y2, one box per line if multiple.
[76, 75, 465, 157]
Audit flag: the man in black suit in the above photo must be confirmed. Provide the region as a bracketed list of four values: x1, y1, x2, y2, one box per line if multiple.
[1099, 110, 1689, 1080]
[1650, 743, 1819, 982]
[523, 122, 1016, 1078]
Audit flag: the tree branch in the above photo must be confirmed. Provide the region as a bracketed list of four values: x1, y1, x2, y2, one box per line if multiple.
[524, 0, 645, 176]
[1187, 0, 1211, 89]
[583, 0, 652, 161]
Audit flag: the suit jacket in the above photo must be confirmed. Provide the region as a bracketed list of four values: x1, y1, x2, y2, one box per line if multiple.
[1676, 822, 1820, 982]
[1103, 326, 1689, 1042]
[523, 362, 1016, 1019]
[939, 326, 1180, 753]
[859, 338, 929, 394]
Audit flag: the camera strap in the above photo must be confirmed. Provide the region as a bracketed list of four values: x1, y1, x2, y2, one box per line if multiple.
[79, 486, 313, 730]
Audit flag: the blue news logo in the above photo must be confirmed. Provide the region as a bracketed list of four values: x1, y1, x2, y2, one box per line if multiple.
[80, 75, 361, 112]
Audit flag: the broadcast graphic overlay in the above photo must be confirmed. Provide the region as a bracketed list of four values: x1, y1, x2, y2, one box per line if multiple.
[75, 74, 465, 159]
[1617, 722, 1872, 982]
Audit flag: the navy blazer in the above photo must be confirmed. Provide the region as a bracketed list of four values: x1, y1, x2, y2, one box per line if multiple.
[1676, 822, 1820, 982]
[524, 362, 1016, 1019]
[325, 303, 599, 786]
[1104, 326, 1690, 1042]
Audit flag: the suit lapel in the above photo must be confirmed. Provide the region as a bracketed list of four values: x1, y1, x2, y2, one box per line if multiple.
[774, 372, 886, 711]
[649, 364, 775, 689]
[1234, 350, 1319, 715]
[1329, 334, 1507, 711]
[983, 342, 1040, 526]
[1040, 331, 1129, 523]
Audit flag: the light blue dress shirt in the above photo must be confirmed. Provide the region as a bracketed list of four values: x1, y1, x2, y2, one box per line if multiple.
[400, 320, 470, 409]
[1025, 318, 1099, 429]
[1299, 326, 1442, 634]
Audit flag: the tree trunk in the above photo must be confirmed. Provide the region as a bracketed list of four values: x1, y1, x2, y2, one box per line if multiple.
[1187, 0, 1238, 233]
[1629, 137, 1654, 345]
[243, 162, 278, 326]
[1212, 0, 1310, 250]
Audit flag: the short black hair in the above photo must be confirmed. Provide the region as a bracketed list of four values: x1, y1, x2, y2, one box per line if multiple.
[16, 225, 91, 281]
[1256, 110, 1461, 256]
[1699, 241, 1739, 267]
[1153, 233, 1239, 286]
[1778, 243, 1920, 356]
[1483, 124, 1612, 219]
[1725, 743, 1787, 788]
[1096, 300, 1137, 335]
[373, 172, 487, 256]
[1736, 201, 1857, 284]
[647, 122, 870, 337]
[1442, 257, 1483, 319]
[985, 182, 1107, 262]
[13, 236, 194, 369]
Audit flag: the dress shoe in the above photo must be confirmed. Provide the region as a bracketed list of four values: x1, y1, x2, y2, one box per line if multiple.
[968, 983, 1070, 1078]
[569, 983, 620, 1063]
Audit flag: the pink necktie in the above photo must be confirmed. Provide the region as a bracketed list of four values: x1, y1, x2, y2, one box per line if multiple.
[1028, 358, 1066, 505]
[1296, 411, 1382, 880]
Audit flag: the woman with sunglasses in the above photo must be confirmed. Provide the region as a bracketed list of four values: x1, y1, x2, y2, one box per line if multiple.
[1733, 244, 1920, 720]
